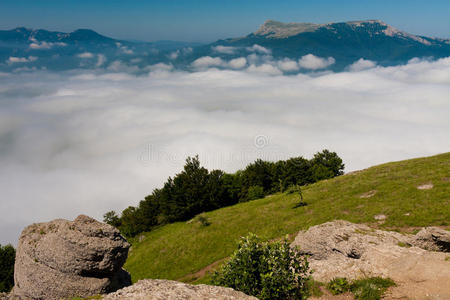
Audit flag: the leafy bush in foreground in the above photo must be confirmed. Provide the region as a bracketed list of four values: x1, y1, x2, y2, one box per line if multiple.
[211, 233, 311, 300]
[0, 244, 15, 292]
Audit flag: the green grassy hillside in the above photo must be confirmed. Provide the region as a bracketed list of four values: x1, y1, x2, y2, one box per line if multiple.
[124, 153, 450, 283]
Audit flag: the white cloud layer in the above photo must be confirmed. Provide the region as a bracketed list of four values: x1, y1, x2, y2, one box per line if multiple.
[228, 57, 247, 69]
[277, 58, 300, 72]
[212, 45, 237, 54]
[29, 40, 67, 50]
[191, 56, 225, 69]
[246, 44, 272, 54]
[7, 56, 38, 64]
[96, 54, 107, 67]
[1, 57, 450, 245]
[77, 52, 94, 58]
[298, 54, 336, 70]
[349, 58, 377, 71]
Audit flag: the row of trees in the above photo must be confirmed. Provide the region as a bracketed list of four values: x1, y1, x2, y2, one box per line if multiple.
[104, 150, 344, 237]
[0, 244, 15, 292]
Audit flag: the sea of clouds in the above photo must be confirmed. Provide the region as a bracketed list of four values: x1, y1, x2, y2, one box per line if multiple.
[1, 55, 450, 245]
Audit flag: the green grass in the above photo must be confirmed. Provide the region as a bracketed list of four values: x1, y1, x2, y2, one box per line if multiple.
[324, 277, 395, 300]
[124, 152, 450, 283]
[350, 277, 396, 300]
[397, 241, 412, 248]
[327, 277, 350, 295]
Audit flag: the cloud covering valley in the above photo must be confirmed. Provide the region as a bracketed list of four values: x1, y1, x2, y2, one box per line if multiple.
[0, 56, 450, 244]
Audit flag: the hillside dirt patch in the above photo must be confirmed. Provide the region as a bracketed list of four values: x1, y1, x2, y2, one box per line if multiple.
[417, 183, 434, 190]
[359, 190, 377, 198]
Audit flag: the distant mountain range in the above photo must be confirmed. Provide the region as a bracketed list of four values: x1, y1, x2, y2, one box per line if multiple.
[202, 20, 450, 70]
[0, 27, 201, 72]
[1, 20, 449, 72]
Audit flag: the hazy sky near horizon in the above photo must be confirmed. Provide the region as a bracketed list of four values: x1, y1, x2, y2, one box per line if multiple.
[1, 0, 450, 42]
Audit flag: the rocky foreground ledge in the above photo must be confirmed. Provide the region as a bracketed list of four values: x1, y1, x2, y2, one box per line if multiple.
[4, 216, 449, 300]
[292, 220, 450, 299]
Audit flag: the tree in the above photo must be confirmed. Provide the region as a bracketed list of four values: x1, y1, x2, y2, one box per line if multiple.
[0, 244, 15, 292]
[247, 185, 265, 200]
[221, 172, 242, 205]
[158, 156, 211, 221]
[103, 211, 121, 227]
[206, 169, 229, 209]
[119, 206, 147, 237]
[282, 157, 312, 189]
[241, 159, 274, 199]
[310, 150, 344, 178]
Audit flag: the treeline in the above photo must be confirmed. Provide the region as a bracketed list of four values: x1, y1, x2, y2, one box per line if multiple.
[104, 150, 344, 237]
[0, 244, 15, 292]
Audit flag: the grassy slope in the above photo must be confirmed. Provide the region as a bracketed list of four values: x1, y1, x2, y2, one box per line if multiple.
[125, 152, 450, 283]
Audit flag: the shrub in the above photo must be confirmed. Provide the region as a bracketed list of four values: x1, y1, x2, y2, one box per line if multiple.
[246, 185, 265, 201]
[211, 233, 311, 300]
[0, 244, 15, 292]
[195, 214, 211, 227]
[327, 277, 350, 295]
[350, 277, 395, 300]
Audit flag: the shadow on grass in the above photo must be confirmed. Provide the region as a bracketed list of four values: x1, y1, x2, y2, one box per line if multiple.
[293, 202, 308, 209]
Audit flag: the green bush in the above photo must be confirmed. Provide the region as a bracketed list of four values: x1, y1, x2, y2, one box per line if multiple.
[327, 277, 350, 295]
[350, 277, 395, 300]
[211, 233, 311, 300]
[246, 185, 265, 201]
[195, 214, 211, 227]
[0, 244, 15, 292]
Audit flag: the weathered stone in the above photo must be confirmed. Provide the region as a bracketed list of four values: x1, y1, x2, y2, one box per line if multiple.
[0, 293, 9, 300]
[291, 220, 450, 300]
[103, 279, 258, 300]
[412, 227, 450, 252]
[13, 215, 131, 300]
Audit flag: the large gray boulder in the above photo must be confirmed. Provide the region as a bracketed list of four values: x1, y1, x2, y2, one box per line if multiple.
[103, 279, 258, 300]
[13, 215, 131, 300]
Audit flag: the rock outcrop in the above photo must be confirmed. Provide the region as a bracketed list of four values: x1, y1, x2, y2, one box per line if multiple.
[292, 220, 450, 300]
[13, 215, 131, 300]
[103, 279, 258, 300]
[412, 227, 450, 252]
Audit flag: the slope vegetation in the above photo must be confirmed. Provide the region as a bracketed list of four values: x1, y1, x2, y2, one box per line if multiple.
[124, 153, 450, 283]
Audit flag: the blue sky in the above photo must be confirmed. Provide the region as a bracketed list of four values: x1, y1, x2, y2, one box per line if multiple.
[1, 0, 449, 42]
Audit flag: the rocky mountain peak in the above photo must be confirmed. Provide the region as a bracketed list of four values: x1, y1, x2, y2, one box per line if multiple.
[255, 20, 322, 38]
[254, 19, 434, 45]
